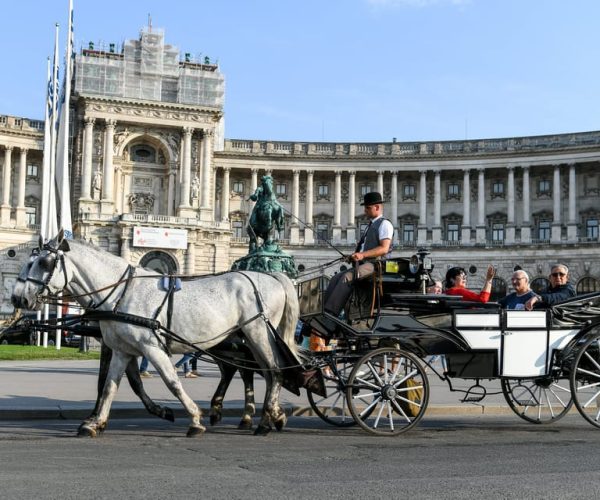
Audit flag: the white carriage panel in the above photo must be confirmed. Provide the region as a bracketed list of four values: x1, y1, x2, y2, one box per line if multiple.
[502, 330, 548, 377]
[455, 314, 500, 328]
[506, 310, 547, 328]
[458, 330, 502, 350]
[548, 329, 578, 351]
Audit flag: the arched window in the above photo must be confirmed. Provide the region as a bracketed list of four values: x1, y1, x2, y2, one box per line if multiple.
[577, 277, 599, 294]
[531, 278, 550, 295]
[130, 144, 157, 163]
[490, 277, 507, 302]
[139, 251, 178, 274]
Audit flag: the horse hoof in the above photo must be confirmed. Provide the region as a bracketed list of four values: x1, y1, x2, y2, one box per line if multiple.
[186, 425, 206, 437]
[254, 424, 271, 436]
[274, 415, 287, 432]
[77, 424, 97, 438]
[162, 407, 176, 423]
[209, 414, 221, 426]
[238, 419, 253, 431]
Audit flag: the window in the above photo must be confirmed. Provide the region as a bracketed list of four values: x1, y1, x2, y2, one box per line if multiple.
[232, 220, 244, 238]
[586, 219, 599, 240]
[131, 145, 156, 163]
[317, 184, 329, 199]
[232, 181, 244, 194]
[447, 183, 460, 199]
[403, 223, 415, 242]
[360, 184, 373, 198]
[538, 221, 551, 240]
[577, 277, 599, 294]
[26, 164, 38, 179]
[316, 222, 329, 241]
[538, 179, 551, 196]
[275, 183, 287, 196]
[403, 183, 416, 199]
[446, 223, 459, 241]
[492, 181, 504, 197]
[492, 223, 505, 242]
[25, 206, 37, 226]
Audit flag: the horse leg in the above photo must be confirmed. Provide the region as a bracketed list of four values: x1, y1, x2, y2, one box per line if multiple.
[124, 358, 175, 422]
[145, 349, 205, 437]
[78, 349, 129, 438]
[238, 368, 256, 430]
[209, 361, 236, 426]
[78, 341, 112, 434]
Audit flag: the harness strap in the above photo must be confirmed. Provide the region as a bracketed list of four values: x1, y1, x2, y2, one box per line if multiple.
[111, 266, 136, 312]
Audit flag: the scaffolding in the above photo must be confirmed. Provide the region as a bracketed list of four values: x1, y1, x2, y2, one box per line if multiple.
[74, 27, 224, 108]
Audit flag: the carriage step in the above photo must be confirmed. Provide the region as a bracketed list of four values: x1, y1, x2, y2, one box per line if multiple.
[461, 384, 486, 403]
[514, 399, 539, 407]
[462, 395, 486, 403]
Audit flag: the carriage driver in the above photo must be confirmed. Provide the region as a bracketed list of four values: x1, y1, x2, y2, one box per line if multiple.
[323, 191, 393, 316]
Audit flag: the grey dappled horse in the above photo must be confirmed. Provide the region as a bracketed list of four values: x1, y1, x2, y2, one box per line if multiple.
[12, 230, 300, 437]
[11, 255, 175, 426]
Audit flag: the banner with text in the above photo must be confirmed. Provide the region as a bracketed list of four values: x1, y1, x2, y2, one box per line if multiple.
[132, 227, 188, 250]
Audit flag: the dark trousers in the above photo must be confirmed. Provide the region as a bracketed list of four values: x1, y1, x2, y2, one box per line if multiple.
[323, 261, 375, 315]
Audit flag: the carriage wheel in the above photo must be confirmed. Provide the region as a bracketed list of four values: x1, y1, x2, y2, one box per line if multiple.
[346, 347, 429, 436]
[307, 358, 356, 427]
[570, 334, 600, 428]
[501, 371, 573, 424]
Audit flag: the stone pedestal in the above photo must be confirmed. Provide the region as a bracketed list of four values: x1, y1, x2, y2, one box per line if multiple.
[505, 225, 515, 244]
[476, 225, 487, 244]
[15, 207, 26, 227]
[231, 242, 297, 279]
[417, 226, 428, 246]
[332, 226, 342, 244]
[567, 223, 578, 243]
[304, 228, 314, 245]
[290, 225, 300, 245]
[551, 223, 562, 243]
[461, 226, 471, 244]
[520, 225, 531, 244]
[432, 226, 442, 244]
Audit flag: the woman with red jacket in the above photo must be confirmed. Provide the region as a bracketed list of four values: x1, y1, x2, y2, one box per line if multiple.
[445, 265, 495, 303]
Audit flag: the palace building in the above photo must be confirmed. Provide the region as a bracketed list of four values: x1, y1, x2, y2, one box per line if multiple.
[1, 26, 600, 316]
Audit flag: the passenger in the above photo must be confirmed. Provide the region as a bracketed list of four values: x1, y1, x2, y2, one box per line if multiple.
[427, 280, 443, 294]
[525, 263, 576, 310]
[499, 270, 535, 310]
[444, 265, 495, 303]
[323, 191, 393, 315]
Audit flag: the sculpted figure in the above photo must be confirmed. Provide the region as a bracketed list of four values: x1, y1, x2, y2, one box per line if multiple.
[247, 175, 284, 253]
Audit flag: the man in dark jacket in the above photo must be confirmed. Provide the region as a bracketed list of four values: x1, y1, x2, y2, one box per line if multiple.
[525, 264, 576, 310]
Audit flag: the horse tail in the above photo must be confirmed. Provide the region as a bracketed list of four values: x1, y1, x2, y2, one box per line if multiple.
[270, 273, 300, 360]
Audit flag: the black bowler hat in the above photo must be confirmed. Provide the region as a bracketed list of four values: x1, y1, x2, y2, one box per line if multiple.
[361, 191, 385, 206]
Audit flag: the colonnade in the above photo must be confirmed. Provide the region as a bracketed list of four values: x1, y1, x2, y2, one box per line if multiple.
[0, 145, 31, 227]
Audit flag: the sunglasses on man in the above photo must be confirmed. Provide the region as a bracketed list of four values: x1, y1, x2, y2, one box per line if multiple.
[551, 272, 566, 278]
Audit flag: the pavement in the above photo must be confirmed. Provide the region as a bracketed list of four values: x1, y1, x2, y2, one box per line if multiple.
[0, 357, 519, 422]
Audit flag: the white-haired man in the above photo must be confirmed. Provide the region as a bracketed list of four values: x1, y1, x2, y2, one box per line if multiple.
[525, 264, 576, 310]
[499, 270, 536, 310]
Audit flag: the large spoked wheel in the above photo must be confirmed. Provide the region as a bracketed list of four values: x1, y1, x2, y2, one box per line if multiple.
[307, 358, 356, 427]
[346, 347, 429, 436]
[501, 372, 573, 424]
[570, 334, 600, 428]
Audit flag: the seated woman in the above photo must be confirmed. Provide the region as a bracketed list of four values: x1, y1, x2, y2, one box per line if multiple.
[445, 265, 495, 303]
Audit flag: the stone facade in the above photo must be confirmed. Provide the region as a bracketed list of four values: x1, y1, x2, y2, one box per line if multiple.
[1, 27, 600, 316]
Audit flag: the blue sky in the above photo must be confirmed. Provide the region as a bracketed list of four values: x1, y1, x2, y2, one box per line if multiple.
[1, 0, 599, 142]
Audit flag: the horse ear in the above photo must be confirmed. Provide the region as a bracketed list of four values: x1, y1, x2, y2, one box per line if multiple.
[58, 238, 70, 252]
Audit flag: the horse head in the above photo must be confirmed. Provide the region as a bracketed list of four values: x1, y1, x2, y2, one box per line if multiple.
[11, 229, 71, 311]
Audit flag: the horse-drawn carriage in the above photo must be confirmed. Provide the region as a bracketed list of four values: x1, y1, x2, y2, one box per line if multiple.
[10, 232, 600, 438]
[298, 251, 600, 435]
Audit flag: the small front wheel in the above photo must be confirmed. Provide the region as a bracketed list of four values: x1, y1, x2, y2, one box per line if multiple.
[346, 347, 429, 436]
[570, 333, 600, 428]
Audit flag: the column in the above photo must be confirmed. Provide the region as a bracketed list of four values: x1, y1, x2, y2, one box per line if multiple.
[377, 170, 384, 195]
[432, 170, 442, 243]
[552, 164, 562, 243]
[178, 127, 194, 217]
[167, 168, 176, 216]
[1, 146, 13, 224]
[186, 241, 196, 274]
[476, 168, 486, 243]
[81, 117, 95, 200]
[120, 235, 130, 260]
[347, 171, 356, 244]
[304, 170, 314, 245]
[101, 119, 115, 214]
[417, 170, 428, 244]
[200, 129, 213, 219]
[221, 167, 230, 221]
[461, 169, 471, 243]
[15, 148, 27, 227]
[521, 166, 531, 243]
[332, 170, 342, 243]
[290, 169, 300, 244]
[390, 172, 398, 244]
[506, 166, 516, 243]
[567, 163, 577, 242]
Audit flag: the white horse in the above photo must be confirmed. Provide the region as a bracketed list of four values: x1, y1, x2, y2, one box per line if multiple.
[12, 230, 300, 437]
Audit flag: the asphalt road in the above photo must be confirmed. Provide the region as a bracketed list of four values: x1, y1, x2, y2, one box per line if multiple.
[1, 414, 600, 499]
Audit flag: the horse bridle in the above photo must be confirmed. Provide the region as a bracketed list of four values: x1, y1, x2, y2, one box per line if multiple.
[19, 244, 70, 298]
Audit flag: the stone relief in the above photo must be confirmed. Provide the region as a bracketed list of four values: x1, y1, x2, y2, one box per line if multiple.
[128, 192, 155, 212]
